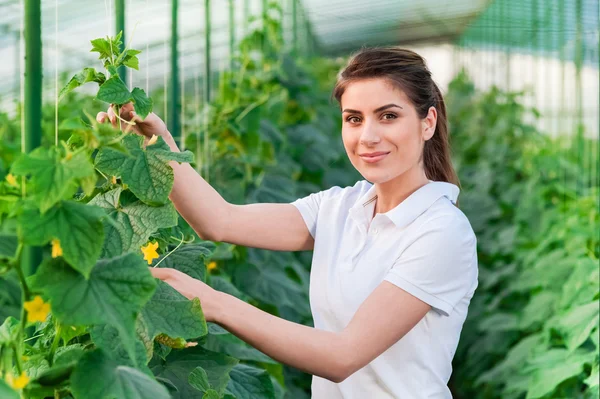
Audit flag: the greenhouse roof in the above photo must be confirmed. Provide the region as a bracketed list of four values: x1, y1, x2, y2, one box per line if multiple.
[0, 0, 489, 104]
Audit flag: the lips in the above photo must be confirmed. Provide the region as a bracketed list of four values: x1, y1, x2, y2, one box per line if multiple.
[359, 152, 390, 163]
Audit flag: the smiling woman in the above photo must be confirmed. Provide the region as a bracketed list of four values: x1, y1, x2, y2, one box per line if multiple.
[111, 47, 478, 399]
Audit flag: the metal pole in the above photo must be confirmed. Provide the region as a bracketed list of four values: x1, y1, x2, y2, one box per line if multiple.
[23, 0, 43, 274]
[228, 0, 235, 70]
[575, 0, 583, 194]
[203, 0, 211, 179]
[292, 0, 297, 55]
[169, 0, 179, 139]
[116, 0, 126, 84]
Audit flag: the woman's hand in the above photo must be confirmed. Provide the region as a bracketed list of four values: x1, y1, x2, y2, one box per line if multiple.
[96, 102, 170, 140]
[149, 267, 220, 323]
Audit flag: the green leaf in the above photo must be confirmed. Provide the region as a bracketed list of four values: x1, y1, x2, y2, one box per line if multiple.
[224, 364, 276, 399]
[0, 234, 17, 259]
[28, 254, 156, 364]
[96, 75, 132, 105]
[230, 261, 308, 313]
[130, 88, 153, 119]
[0, 316, 19, 345]
[151, 346, 239, 398]
[158, 243, 216, 282]
[11, 147, 95, 213]
[91, 324, 153, 375]
[203, 330, 275, 364]
[556, 301, 600, 351]
[90, 33, 122, 61]
[95, 135, 194, 205]
[71, 349, 170, 399]
[203, 389, 221, 399]
[525, 349, 594, 399]
[189, 367, 211, 392]
[122, 49, 142, 70]
[89, 187, 178, 258]
[19, 201, 105, 278]
[138, 280, 207, 343]
[0, 379, 19, 399]
[59, 67, 106, 100]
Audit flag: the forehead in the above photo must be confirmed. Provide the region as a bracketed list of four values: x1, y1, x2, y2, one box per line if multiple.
[340, 78, 409, 109]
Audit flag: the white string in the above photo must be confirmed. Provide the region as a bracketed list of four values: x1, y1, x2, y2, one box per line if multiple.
[145, 0, 149, 94]
[19, 0, 25, 196]
[19, 0, 24, 154]
[55, 0, 58, 146]
[194, 44, 200, 174]
[180, 37, 185, 150]
[163, 35, 167, 124]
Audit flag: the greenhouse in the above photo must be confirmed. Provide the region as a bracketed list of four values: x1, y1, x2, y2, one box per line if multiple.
[0, 0, 598, 398]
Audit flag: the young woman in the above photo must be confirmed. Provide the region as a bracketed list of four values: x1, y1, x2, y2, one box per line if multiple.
[97, 47, 478, 398]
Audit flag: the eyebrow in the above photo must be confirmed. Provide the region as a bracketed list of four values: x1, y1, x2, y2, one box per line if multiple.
[342, 103, 403, 114]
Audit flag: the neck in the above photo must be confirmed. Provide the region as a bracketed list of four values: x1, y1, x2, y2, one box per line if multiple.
[373, 165, 429, 214]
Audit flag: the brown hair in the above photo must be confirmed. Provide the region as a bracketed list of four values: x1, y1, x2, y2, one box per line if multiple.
[333, 47, 460, 187]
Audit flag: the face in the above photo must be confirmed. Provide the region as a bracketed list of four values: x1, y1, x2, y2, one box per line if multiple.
[340, 78, 436, 184]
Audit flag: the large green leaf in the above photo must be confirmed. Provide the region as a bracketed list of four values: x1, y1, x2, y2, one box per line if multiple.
[151, 346, 239, 398]
[96, 75, 131, 105]
[555, 301, 600, 351]
[0, 380, 18, 399]
[28, 254, 156, 364]
[224, 364, 276, 399]
[525, 349, 596, 399]
[202, 330, 275, 364]
[19, 201, 105, 277]
[0, 234, 17, 259]
[59, 67, 106, 100]
[89, 187, 178, 258]
[91, 324, 153, 375]
[138, 281, 207, 343]
[71, 349, 170, 399]
[131, 88, 153, 119]
[11, 148, 95, 213]
[158, 243, 215, 282]
[95, 135, 194, 205]
[230, 261, 309, 313]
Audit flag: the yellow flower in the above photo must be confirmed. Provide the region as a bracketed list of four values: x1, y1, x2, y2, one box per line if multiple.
[51, 239, 63, 258]
[5, 173, 17, 187]
[207, 261, 217, 272]
[23, 295, 51, 323]
[111, 176, 117, 185]
[6, 371, 29, 390]
[141, 241, 160, 265]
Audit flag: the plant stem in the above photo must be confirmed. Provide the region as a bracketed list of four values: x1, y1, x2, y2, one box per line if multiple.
[47, 321, 61, 367]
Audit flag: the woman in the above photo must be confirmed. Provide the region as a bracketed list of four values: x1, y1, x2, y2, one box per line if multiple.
[97, 47, 478, 398]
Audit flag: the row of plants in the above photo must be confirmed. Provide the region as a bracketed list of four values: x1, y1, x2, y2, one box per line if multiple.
[0, 4, 357, 399]
[447, 72, 599, 399]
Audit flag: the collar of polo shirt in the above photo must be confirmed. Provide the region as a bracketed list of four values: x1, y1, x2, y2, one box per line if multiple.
[348, 180, 460, 229]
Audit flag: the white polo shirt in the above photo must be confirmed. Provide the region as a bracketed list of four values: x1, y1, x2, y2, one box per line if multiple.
[290, 179, 478, 399]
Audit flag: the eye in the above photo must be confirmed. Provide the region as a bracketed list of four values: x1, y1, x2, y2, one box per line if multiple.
[346, 116, 361, 124]
[381, 113, 397, 120]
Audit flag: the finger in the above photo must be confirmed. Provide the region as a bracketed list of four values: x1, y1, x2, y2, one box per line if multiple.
[96, 112, 108, 124]
[149, 267, 172, 280]
[107, 105, 117, 127]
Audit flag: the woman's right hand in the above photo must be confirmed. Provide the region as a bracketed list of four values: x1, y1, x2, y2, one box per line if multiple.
[96, 102, 170, 140]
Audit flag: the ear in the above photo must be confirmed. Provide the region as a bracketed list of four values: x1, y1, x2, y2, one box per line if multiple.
[422, 106, 437, 141]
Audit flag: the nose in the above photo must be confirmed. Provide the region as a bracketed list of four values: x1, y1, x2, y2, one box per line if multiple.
[359, 119, 381, 146]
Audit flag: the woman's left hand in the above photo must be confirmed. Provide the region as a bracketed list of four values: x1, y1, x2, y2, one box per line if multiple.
[149, 267, 219, 323]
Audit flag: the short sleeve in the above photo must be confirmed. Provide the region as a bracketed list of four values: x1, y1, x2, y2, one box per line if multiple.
[383, 214, 478, 316]
[290, 186, 342, 239]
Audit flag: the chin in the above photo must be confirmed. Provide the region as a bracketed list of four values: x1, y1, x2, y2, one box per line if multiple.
[359, 170, 396, 184]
